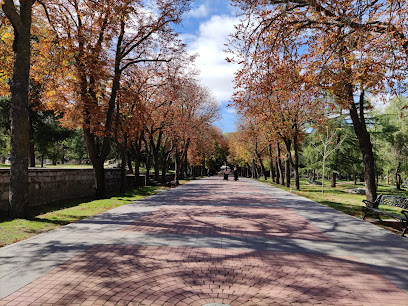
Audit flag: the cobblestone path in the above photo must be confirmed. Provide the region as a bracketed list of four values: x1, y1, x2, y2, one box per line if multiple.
[1, 177, 407, 305]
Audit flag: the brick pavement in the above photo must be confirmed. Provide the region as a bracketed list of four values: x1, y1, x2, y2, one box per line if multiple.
[122, 206, 331, 241]
[1, 176, 408, 305]
[2, 245, 407, 306]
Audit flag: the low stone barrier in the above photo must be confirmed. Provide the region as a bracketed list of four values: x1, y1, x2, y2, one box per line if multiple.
[0, 168, 121, 215]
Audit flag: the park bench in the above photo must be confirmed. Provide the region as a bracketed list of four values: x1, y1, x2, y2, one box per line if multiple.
[362, 194, 408, 237]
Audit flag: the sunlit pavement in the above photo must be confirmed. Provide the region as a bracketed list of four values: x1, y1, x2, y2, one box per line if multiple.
[1, 177, 408, 305]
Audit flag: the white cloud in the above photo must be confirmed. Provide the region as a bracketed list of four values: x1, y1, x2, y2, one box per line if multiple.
[187, 4, 210, 18]
[225, 107, 237, 114]
[185, 15, 240, 104]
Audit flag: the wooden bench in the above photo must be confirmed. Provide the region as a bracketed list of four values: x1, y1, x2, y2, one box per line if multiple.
[362, 194, 408, 237]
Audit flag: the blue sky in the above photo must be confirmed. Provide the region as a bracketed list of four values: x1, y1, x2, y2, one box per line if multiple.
[173, 0, 240, 133]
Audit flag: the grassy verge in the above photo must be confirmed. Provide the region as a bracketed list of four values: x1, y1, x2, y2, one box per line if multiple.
[0, 186, 162, 247]
[258, 178, 407, 234]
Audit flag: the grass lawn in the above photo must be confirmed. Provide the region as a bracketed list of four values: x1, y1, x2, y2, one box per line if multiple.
[0, 164, 93, 168]
[0, 186, 162, 247]
[258, 178, 407, 235]
[41, 164, 93, 168]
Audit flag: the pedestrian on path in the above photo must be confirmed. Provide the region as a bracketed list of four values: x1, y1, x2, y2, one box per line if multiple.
[224, 167, 230, 180]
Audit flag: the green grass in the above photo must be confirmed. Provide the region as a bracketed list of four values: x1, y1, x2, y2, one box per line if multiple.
[0, 186, 162, 247]
[41, 164, 93, 168]
[258, 178, 407, 233]
[1, 164, 92, 168]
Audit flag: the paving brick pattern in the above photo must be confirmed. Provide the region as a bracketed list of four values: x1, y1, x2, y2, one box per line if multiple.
[1, 245, 407, 306]
[123, 206, 331, 241]
[1, 177, 408, 305]
[167, 180, 275, 206]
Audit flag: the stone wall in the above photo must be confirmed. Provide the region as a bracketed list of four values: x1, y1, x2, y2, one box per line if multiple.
[0, 168, 122, 215]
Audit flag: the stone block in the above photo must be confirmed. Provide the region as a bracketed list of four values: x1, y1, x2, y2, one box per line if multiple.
[2, 191, 8, 201]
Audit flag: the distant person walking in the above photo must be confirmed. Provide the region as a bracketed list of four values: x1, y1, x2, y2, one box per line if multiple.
[223, 167, 230, 180]
[233, 167, 239, 181]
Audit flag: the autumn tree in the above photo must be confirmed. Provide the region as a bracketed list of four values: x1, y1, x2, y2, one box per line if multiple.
[230, 0, 408, 201]
[228, 119, 269, 180]
[167, 74, 219, 183]
[230, 48, 322, 189]
[188, 126, 226, 177]
[44, 0, 190, 197]
[1, 0, 39, 217]
[227, 131, 251, 172]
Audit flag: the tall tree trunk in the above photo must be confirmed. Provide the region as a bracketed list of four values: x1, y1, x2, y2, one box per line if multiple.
[161, 159, 167, 183]
[142, 135, 152, 186]
[202, 155, 206, 177]
[347, 88, 377, 203]
[256, 152, 268, 180]
[276, 142, 284, 186]
[183, 149, 188, 178]
[178, 139, 190, 180]
[161, 148, 171, 183]
[246, 164, 252, 178]
[331, 173, 337, 188]
[145, 153, 151, 186]
[127, 152, 133, 174]
[331, 131, 341, 188]
[293, 136, 300, 190]
[152, 149, 160, 182]
[321, 153, 326, 195]
[131, 131, 143, 187]
[93, 161, 106, 198]
[3, 0, 34, 218]
[395, 161, 402, 191]
[134, 155, 140, 187]
[150, 131, 163, 182]
[78, 12, 124, 199]
[174, 150, 180, 185]
[285, 155, 291, 188]
[179, 156, 184, 180]
[269, 144, 275, 183]
[283, 139, 291, 188]
[83, 129, 110, 198]
[275, 159, 280, 184]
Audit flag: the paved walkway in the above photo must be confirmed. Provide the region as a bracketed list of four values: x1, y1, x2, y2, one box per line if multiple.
[0, 177, 408, 305]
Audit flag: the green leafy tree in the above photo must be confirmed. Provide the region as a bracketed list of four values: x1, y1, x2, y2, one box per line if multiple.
[64, 129, 88, 165]
[374, 97, 408, 189]
[32, 110, 73, 167]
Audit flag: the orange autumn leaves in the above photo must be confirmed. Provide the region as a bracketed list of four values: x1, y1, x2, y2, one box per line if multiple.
[1, 0, 221, 197]
[227, 0, 408, 192]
